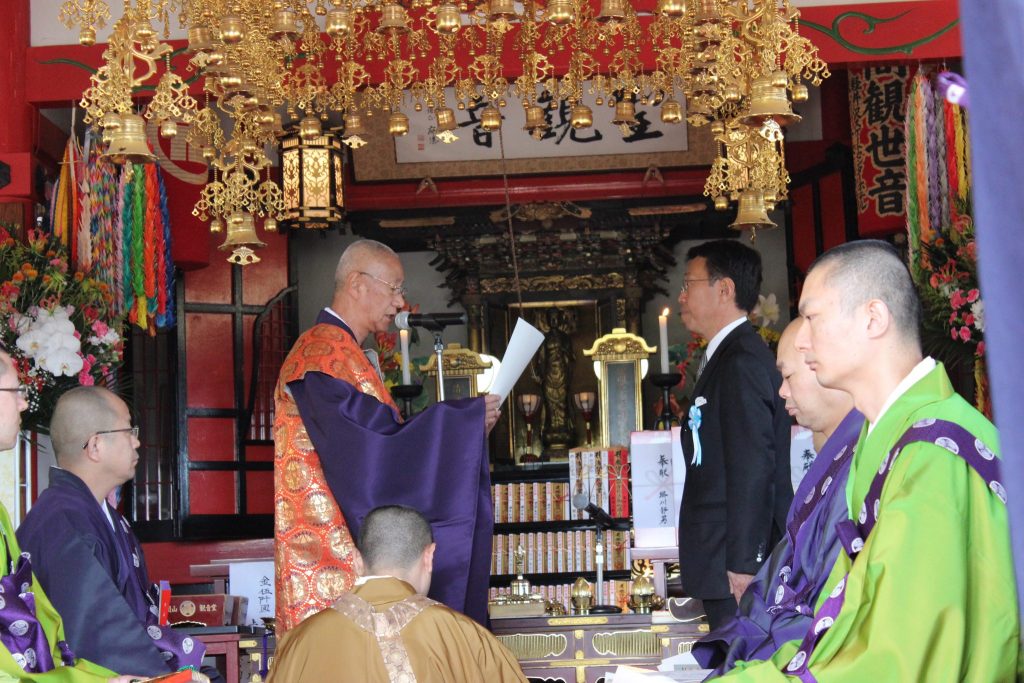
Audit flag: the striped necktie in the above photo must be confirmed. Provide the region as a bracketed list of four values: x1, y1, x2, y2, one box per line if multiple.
[695, 350, 708, 380]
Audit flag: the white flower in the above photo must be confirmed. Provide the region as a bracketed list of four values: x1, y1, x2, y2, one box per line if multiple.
[971, 300, 985, 333]
[16, 330, 44, 356]
[40, 349, 83, 377]
[752, 293, 781, 327]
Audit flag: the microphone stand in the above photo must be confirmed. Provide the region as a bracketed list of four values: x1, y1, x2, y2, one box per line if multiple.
[585, 514, 623, 615]
[432, 331, 446, 401]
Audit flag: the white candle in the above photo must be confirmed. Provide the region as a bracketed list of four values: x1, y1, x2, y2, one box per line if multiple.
[658, 308, 670, 374]
[399, 329, 412, 385]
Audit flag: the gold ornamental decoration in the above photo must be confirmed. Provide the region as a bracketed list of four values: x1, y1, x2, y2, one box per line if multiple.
[62, 0, 829, 261]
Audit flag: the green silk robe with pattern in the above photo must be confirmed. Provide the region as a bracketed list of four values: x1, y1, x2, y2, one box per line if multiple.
[0, 504, 116, 682]
[723, 363, 1021, 682]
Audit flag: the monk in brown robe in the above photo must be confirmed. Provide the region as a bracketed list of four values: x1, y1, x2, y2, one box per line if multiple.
[269, 505, 527, 683]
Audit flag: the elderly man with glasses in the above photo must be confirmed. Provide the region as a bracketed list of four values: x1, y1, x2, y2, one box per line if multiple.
[17, 386, 213, 680]
[273, 239, 500, 634]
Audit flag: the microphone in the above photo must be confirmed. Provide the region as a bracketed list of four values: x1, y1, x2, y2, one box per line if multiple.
[571, 493, 628, 530]
[394, 311, 468, 332]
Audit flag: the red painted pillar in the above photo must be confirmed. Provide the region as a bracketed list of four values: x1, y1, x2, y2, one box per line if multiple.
[0, 0, 36, 228]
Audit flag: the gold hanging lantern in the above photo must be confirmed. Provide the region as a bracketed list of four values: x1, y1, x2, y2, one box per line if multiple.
[656, 0, 686, 18]
[545, 0, 574, 25]
[378, 4, 410, 34]
[489, 0, 517, 20]
[480, 105, 502, 132]
[219, 211, 267, 265]
[342, 112, 369, 148]
[158, 119, 178, 138]
[436, 3, 461, 33]
[102, 113, 156, 164]
[611, 100, 638, 128]
[279, 128, 346, 230]
[660, 98, 683, 124]
[219, 13, 245, 44]
[597, 0, 626, 23]
[325, 8, 353, 36]
[570, 104, 593, 129]
[186, 26, 213, 52]
[270, 7, 299, 42]
[740, 75, 801, 127]
[523, 105, 550, 137]
[730, 190, 776, 231]
[298, 115, 322, 141]
[388, 111, 410, 137]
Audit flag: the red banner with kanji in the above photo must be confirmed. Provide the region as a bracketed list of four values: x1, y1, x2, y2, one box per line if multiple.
[849, 66, 912, 236]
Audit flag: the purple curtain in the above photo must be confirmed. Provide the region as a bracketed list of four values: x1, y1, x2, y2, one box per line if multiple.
[959, 0, 1024, 625]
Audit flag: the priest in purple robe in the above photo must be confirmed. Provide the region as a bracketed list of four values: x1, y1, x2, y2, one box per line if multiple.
[274, 239, 501, 630]
[693, 318, 863, 676]
[17, 386, 209, 679]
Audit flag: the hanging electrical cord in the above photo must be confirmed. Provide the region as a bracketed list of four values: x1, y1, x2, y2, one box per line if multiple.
[496, 124, 524, 311]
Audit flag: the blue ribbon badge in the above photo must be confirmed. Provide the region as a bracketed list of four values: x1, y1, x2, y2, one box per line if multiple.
[688, 397, 707, 466]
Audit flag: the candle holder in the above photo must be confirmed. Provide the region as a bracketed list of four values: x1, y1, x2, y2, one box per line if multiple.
[390, 383, 423, 420]
[516, 393, 541, 465]
[648, 372, 682, 430]
[573, 391, 597, 445]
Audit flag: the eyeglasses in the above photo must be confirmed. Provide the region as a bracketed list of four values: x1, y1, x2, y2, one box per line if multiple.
[680, 277, 715, 293]
[83, 426, 140, 450]
[0, 385, 28, 399]
[358, 271, 407, 298]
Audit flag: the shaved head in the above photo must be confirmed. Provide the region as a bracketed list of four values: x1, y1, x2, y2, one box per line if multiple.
[357, 505, 434, 574]
[777, 318, 853, 437]
[50, 386, 121, 466]
[335, 239, 398, 292]
[807, 240, 921, 349]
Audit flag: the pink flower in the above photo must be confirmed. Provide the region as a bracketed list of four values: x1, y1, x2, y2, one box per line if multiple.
[964, 314, 975, 326]
[966, 289, 980, 303]
[977, 341, 986, 356]
[958, 326, 972, 342]
[951, 328, 959, 341]
[950, 290, 967, 309]
[949, 312, 958, 324]
[77, 353, 95, 386]
[91, 320, 110, 337]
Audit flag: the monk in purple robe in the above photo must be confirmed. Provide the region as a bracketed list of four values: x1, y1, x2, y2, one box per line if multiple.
[693, 319, 863, 676]
[274, 239, 501, 631]
[17, 386, 209, 679]
[0, 349, 142, 682]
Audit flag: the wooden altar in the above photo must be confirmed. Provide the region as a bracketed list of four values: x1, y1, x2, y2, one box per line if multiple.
[490, 613, 707, 683]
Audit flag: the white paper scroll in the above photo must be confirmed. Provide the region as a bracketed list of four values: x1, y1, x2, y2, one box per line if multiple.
[488, 317, 545, 406]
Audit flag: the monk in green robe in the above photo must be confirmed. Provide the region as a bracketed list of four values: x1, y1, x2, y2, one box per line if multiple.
[0, 349, 140, 683]
[722, 241, 1020, 681]
[269, 505, 527, 683]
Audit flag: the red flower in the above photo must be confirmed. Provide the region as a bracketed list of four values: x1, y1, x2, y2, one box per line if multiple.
[958, 326, 972, 342]
[950, 290, 967, 309]
[951, 328, 959, 341]
[964, 314, 975, 326]
[977, 341, 986, 356]
[966, 289, 980, 303]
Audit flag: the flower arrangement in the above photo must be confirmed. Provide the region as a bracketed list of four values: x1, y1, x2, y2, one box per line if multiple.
[916, 216, 984, 357]
[0, 226, 125, 432]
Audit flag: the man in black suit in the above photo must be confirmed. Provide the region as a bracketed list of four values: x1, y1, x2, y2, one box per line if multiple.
[676, 239, 792, 631]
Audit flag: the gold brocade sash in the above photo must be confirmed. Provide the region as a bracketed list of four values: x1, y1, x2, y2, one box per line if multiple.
[332, 592, 438, 683]
[273, 323, 402, 633]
